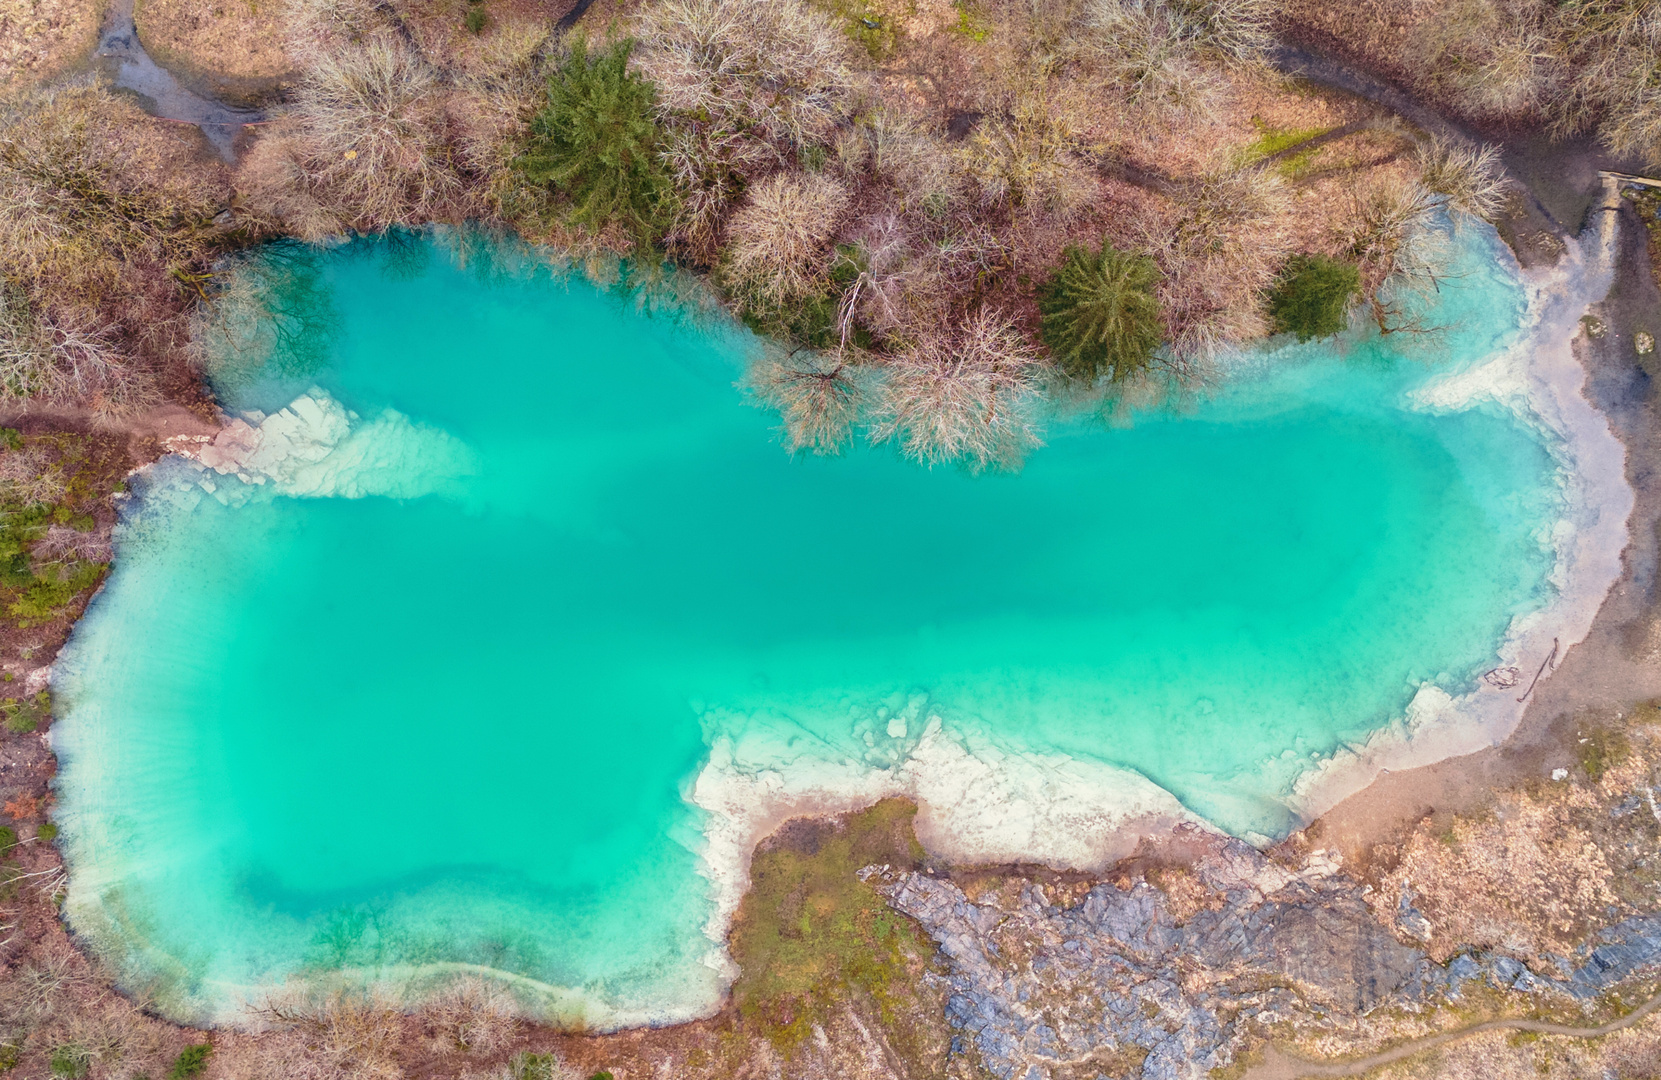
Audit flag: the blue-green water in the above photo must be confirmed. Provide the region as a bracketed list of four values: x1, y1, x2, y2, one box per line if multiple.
[54, 226, 1561, 1025]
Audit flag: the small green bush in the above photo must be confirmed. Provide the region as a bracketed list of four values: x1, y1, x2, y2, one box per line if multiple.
[49, 1046, 89, 1080]
[167, 1044, 212, 1080]
[0, 429, 20, 451]
[589, 1073, 614, 1080]
[0, 827, 15, 852]
[0, 1041, 20, 1071]
[35, 822, 57, 843]
[2, 692, 49, 735]
[510, 1053, 559, 1080]
[521, 38, 675, 247]
[1268, 254, 1359, 342]
[465, 7, 487, 33]
[1037, 241, 1164, 383]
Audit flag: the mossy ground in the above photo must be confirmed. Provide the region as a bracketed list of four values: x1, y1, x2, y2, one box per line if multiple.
[728, 800, 940, 1058]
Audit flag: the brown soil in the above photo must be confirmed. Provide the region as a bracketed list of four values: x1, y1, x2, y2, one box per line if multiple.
[1306, 178, 1661, 878]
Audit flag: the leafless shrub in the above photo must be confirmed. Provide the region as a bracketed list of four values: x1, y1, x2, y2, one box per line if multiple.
[958, 91, 1094, 217]
[423, 977, 518, 1054]
[841, 215, 1006, 344]
[722, 172, 850, 307]
[262, 989, 406, 1080]
[1551, 0, 1661, 165]
[1416, 135, 1509, 221]
[1142, 168, 1291, 362]
[869, 308, 1046, 472]
[745, 348, 866, 454]
[632, 0, 859, 259]
[451, 21, 555, 219]
[1078, 0, 1270, 119]
[1345, 172, 1456, 334]
[1408, 0, 1553, 119]
[631, 0, 859, 150]
[0, 284, 152, 412]
[33, 524, 112, 564]
[1079, 0, 1226, 117]
[0, 446, 67, 507]
[868, 113, 963, 217]
[236, 135, 347, 242]
[658, 125, 777, 264]
[246, 33, 468, 233]
[0, 83, 222, 409]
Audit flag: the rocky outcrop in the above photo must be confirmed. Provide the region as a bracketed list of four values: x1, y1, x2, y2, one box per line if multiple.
[873, 831, 1661, 1080]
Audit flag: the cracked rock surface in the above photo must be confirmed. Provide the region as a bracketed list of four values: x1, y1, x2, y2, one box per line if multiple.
[874, 831, 1661, 1080]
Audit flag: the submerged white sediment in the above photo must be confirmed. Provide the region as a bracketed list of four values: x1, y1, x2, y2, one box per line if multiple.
[52, 218, 1635, 1031]
[166, 388, 479, 502]
[1288, 222, 1634, 822]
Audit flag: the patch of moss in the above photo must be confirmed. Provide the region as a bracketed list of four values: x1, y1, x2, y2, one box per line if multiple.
[167, 1044, 212, 1080]
[728, 800, 936, 1057]
[1577, 725, 1631, 782]
[1, 693, 50, 735]
[1243, 120, 1331, 179]
[815, 0, 904, 58]
[48, 1046, 89, 1080]
[950, 0, 989, 41]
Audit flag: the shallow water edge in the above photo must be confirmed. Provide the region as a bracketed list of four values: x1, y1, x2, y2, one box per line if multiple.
[678, 215, 1638, 1021]
[45, 213, 1637, 1033]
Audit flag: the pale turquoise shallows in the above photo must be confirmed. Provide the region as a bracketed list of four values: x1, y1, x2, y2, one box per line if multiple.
[53, 226, 1559, 1026]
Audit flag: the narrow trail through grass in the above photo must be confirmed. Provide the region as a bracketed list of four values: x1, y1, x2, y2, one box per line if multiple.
[1243, 989, 1661, 1079]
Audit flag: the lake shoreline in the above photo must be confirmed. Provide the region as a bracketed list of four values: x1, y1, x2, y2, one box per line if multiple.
[4, 13, 1661, 1077]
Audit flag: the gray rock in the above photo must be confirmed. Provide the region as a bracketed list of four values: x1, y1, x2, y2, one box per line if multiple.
[876, 839, 1661, 1080]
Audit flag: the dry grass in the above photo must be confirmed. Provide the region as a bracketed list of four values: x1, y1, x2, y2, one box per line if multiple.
[134, 0, 297, 87]
[869, 307, 1047, 472]
[0, 80, 229, 413]
[0, 0, 103, 91]
[1375, 788, 1623, 961]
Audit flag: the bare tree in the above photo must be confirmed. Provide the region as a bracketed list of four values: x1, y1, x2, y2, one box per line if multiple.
[745, 347, 867, 455]
[869, 308, 1047, 472]
[1140, 168, 1292, 364]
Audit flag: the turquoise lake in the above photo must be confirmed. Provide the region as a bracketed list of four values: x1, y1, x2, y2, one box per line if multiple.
[53, 226, 1561, 1025]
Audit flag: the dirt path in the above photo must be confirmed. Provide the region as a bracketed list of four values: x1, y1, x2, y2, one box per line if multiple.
[1240, 991, 1661, 1078]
